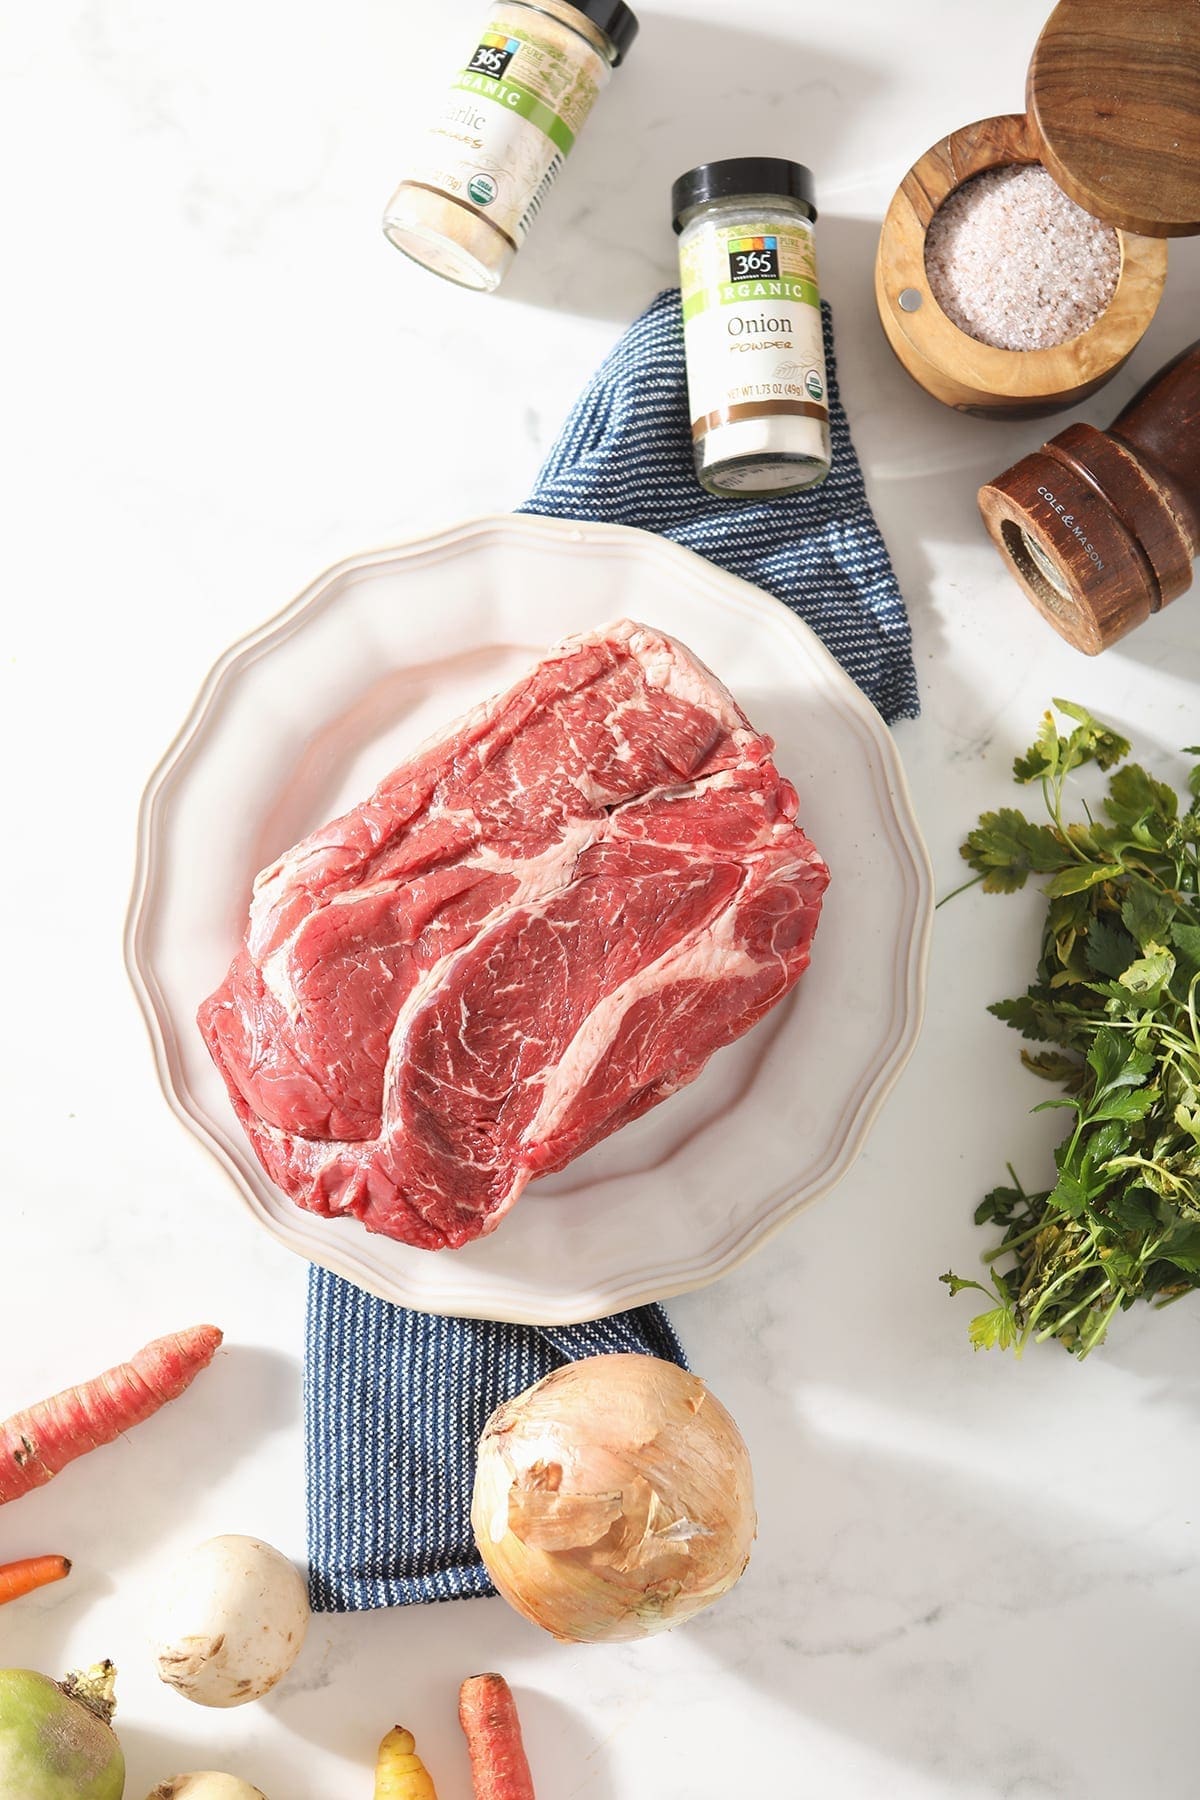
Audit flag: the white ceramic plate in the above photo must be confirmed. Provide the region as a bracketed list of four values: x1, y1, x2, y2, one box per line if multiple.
[126, 515, 931, 1323]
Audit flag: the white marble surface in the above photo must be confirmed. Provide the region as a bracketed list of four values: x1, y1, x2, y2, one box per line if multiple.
[3, 2, 1199, 1796]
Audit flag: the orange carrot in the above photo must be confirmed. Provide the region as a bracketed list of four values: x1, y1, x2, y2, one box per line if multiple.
[459, 1673, 536, 1800]
[0, 1325, 223, 1506]
[0, 1553, 72, 1604]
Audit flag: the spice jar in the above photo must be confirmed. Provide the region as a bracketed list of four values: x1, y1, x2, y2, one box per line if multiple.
[874, 0, 1200, 417]
[672, 160, 830, 499]
[383, 0, 638, 293]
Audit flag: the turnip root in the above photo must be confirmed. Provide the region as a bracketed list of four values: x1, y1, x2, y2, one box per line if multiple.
[146, 1777, 268, 1799]
[0, 1660, 125, 1799]
[151, 1534, 309, 1708]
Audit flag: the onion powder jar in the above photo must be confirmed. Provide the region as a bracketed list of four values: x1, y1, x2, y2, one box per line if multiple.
[384, 0, 638, 293]
[672, 159, 830, 498]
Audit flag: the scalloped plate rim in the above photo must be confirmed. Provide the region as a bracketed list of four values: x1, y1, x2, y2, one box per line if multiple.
[125, 513, 932, 1323]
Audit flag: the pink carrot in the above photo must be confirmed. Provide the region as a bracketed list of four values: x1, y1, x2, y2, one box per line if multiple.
[0, 1324, 223, 1505]
[459, 1673, 537, 1800]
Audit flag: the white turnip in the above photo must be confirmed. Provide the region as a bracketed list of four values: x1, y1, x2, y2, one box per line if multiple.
[151, 1534, 309, 1707]
[146, 1777, 268, 1799]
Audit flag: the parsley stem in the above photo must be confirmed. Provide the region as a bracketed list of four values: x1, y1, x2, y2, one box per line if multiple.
[1107, 1154, 1189, 1194]
[981, 1218, 1048, 1263]
[1044, 771, 1090, 864]
[1153, 1288, 1192, 1311]
[1077, 1290, 1125, 1356]
[936, 873, 985, 908]
[1033, 1276, 1112, 1342]
[1023, 1253, 1101, 1330]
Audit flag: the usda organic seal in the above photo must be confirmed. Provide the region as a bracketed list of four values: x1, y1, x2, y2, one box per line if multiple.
[468, 174, 498, 207]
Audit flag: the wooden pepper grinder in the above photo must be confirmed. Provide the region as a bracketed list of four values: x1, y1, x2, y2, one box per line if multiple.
[978, 341, 1200, 653]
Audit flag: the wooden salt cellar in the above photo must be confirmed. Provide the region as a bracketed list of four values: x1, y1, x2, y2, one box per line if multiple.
[978, 341, 1200, 653]
[875, 0, 1200, 417]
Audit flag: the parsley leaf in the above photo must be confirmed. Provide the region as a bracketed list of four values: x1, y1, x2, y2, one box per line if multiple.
[1052, 701, 1131, 772]
[1122, 881, 1176, 949]
[1172, 924, 1200, 986]
[988, 991, 1062, 1043]
[1013, 712, 1062, 784]
[1119, 950, 1175, 1006]
[960, 809, 1067, 892]
[1085, 917, 1138, 979]
[1043, 862, 1124, 897]
[1105, 763, 1178, 829]
[1183, 749, 1200, 804]
[1020, 1049, 1082, 1083]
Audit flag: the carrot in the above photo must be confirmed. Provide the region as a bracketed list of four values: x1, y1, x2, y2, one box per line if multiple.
[458, 1673, 536, 1800]
[374, 1725, 439, 1799]
[0, 1324, 223, 1506]
[0, 1553, 72, 1604]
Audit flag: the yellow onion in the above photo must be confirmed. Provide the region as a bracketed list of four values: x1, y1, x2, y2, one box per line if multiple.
[471, 1353, 755, 1643]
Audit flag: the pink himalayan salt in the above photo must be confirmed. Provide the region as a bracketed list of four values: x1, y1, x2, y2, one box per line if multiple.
[924, 163, 1120, 352]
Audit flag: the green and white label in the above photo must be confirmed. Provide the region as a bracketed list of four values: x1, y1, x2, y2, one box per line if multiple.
[406, 17, 608, 244]
[679, 218, 827, 438]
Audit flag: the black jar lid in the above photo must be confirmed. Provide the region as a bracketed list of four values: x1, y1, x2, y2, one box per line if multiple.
[570, 0, 639, 64]
[671, 158, 817, 233]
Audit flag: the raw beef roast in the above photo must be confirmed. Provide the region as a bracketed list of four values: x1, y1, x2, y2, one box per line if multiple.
[199, 621, 829, 1250]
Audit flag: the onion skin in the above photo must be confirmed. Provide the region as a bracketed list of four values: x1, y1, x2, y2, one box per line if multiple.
[471, 1354, 756, 1643]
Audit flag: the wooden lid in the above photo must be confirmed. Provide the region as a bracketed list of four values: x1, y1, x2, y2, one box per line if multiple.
[1027, 0, 1200, 237]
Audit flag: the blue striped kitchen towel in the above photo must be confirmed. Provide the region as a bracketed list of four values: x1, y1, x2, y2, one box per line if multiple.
[519, 290, 919, 726]
[305, 290, 917, 1612]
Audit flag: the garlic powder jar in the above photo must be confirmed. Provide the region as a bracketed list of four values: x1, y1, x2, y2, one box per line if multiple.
[673, 159, 830, 497]
[384, 0, 638, 293]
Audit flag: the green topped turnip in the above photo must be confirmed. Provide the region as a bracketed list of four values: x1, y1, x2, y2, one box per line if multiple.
[0, 1660, 125, 1799]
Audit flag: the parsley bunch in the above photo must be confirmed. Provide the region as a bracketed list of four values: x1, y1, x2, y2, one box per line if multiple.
[942, 701, 1200, 1358]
